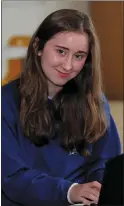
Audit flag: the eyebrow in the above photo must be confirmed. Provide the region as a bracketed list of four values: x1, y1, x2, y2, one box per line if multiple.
[55, 45, 88, 55]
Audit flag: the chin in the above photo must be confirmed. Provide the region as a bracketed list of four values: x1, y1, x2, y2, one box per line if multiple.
[54, 82, 67, 87]
[52, 78, 69, 87]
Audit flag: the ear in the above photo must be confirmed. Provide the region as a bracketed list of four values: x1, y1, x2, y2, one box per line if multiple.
[38, 51, 42, 56]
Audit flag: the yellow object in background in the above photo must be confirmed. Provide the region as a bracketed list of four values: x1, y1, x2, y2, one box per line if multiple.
[2, 35, 31, 85]
[8, 36, 31, 47]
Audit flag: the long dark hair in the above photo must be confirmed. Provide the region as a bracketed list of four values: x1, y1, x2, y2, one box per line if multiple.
[19, 9, 108, 155]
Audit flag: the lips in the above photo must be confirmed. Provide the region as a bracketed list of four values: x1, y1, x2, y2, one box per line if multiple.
[56, 70, 70, 78]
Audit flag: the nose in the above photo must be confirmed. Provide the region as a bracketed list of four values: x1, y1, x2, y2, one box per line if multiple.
[63, 56, 73, 72]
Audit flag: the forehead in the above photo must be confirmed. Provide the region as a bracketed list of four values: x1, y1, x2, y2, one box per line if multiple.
[46, 31, 89, 52]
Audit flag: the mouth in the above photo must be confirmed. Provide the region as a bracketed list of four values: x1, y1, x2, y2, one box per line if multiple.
[56, 70, 70, 78]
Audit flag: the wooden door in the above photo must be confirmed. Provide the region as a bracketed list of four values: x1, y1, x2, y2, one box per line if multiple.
[90, 2, 123, 100]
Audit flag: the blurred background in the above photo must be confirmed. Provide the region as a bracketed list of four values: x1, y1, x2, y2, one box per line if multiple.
[2, 1, 123, 150]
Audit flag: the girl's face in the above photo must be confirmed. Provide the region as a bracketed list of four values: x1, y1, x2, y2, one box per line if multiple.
[38, 31, 89, 97]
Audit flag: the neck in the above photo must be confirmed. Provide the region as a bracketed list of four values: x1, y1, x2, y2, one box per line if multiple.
[48, 81, 63, 98]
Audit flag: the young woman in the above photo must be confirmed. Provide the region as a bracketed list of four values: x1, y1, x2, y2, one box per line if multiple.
[2, 9, 121, 206]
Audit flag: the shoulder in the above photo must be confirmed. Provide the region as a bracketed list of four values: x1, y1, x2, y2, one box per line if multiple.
[2, 79, 21, 120]
[101, 93, 110, 112]
[2, 79, 20, 104]
[2, 78, 20, 99]
[92, 94, 121, 156]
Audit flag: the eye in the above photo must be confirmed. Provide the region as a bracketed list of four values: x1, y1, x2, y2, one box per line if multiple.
[56, 49, 66, 56]
[75, 54, 84, 60]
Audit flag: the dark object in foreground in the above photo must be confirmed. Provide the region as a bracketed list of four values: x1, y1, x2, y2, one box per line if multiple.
[98, 153, 124, 205]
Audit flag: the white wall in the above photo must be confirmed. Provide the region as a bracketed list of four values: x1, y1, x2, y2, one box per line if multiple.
[2, 1, 89, 48]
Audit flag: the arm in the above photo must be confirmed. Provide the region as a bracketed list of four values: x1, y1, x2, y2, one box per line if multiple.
[67, 113, 121, 205]
[1, 90, 72, 206]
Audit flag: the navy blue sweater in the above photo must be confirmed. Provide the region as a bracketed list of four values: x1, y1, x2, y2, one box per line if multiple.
[1, 80, 121, 206]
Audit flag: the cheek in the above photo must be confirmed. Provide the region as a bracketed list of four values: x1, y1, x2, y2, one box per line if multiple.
[43, 50, 62, 66]
[74, 60, 86, 72]
[51, 55, 61, 65]
[71, 60, 86, 78]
